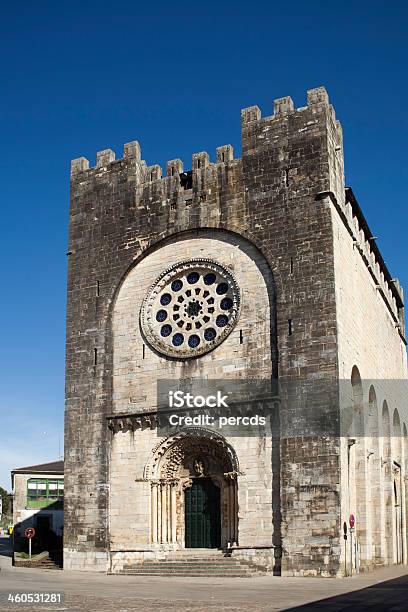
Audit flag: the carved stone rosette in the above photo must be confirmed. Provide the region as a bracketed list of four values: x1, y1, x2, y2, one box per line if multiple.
[140, 258, 240, 358]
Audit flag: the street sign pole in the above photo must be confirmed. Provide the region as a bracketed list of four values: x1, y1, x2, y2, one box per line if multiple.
[349, 514, 355, 576]
[24, 527, 35, 560]
[343, 521, 348, 576]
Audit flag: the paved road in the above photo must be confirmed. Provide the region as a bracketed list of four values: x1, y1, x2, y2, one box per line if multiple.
[1, 547, 408, 611]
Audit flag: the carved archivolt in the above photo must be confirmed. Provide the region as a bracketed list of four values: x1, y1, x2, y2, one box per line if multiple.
[146, 429, 239, 547]
[144, 428, 239, 480]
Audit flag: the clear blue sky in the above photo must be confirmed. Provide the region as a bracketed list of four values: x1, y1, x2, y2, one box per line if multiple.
[0, 1, 407, 489]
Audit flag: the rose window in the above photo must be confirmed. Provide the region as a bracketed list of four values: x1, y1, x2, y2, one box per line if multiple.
[141, 259, 240, 358]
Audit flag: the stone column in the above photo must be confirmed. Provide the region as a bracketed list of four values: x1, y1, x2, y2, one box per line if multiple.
[405, 476, 408, 564]
[151, 481, 159, 543]
[157, 481, 162, 544]
[233, 477, 238, 545]
[225, 472, 238, 546]
[166, 483, 171, 541]
[229, 479, 234, 545]
[171, 481, 177, 543]
[161, 481, 168, 543]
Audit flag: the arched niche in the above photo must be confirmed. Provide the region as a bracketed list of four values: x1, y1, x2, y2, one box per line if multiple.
[351, 366, 364, 436]
[393, 409, 402, 465]
[367, 385, 381, 563]
[382, 400, 393, 563]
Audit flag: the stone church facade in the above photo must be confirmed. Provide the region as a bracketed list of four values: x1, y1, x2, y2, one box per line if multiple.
[65, 87, 408, 576]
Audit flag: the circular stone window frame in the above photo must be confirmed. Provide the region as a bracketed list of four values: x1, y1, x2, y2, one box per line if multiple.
[140, 258, 241, 359]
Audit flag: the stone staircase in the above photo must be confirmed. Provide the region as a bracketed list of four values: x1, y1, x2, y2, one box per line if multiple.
[36, 557, 62, 569]
[115, 549, 266, 577]
[36, 549, 63, 570]
[14, 550, 62, 570]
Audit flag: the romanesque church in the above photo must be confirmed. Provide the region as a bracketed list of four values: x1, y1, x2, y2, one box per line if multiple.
[65, 87, 408, 576]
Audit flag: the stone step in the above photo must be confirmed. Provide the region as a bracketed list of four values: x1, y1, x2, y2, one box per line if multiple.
[129, 560, 241, 566]
[118, 560, 264, 577]
[123, 565, 251, 573]
[119, 570, 255, 577]
[168, 548, 225, 554]
[113, 551, 266, 577]
[166, 555, 229, 559]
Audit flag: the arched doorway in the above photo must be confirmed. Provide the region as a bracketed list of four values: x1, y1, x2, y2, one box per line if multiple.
[145, 430, 239, 549]
[185, 478, 221, 548]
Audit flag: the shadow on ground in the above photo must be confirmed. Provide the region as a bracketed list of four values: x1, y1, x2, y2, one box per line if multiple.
[286, 573, 408, 611]
[0, 536, 12, 558]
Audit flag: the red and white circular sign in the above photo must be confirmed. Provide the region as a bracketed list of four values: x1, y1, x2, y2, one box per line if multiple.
[349, 514, 355, 529]
[24, 527, 36, 539]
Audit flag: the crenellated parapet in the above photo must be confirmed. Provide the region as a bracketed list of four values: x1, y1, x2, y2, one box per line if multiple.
[71, 87, 340, 185]
[147, 164, 162, 182]
[70, 140, 143, 177]
[241, 86, 335, 125]
[70, 139, 237, 189]
[216, 144, 234, 163]
[166, 159, 183, 177]
[71, 87, 340, 182]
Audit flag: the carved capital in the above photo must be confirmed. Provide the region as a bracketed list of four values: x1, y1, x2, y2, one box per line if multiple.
[181, 478, 193, 490]
[224, 471, 238, 481]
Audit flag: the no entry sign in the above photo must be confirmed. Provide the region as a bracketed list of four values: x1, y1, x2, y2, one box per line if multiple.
[349, 514, 355, 529]
[24, 527, 35, 539]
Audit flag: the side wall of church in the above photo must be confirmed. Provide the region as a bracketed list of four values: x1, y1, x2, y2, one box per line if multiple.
[330, 192, 408, 572]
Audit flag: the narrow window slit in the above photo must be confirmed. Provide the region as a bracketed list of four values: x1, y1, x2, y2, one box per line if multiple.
[142, 344, 145, 359]
[284, 168, 289, 187]
[290, 257, 294, 274]
[288, 319, 293, 336]
[96, 280, 100, 296]
[94, 348, 98, 365]
[239, 330, 243, 344]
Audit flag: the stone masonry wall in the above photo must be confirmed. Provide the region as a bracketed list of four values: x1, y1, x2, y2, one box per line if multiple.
[109, 231, 275, 554]
[330, 189, 408, 572]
